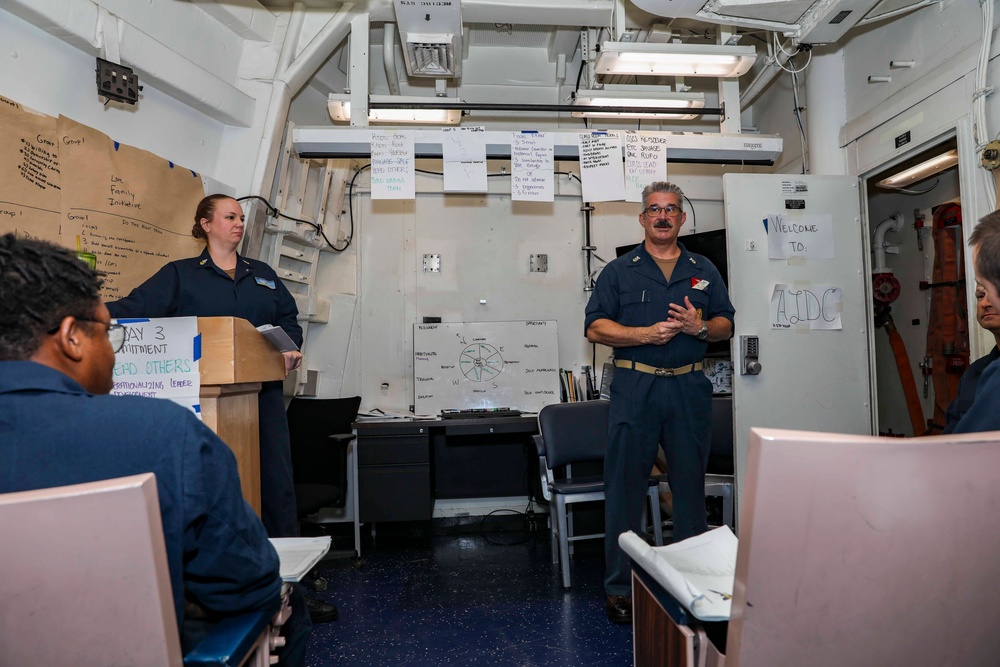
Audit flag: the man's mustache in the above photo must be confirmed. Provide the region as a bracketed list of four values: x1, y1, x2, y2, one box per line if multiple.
[653, 220, 673, 229]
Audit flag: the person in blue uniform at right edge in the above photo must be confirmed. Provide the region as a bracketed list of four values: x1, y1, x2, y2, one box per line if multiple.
[951, 210, 1000, 434]
[107, 194, 338, 623]
[585, 181, 735, 624]
[942, 278, 1000, 432]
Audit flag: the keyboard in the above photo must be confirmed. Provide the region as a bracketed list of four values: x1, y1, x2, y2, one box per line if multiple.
[440, 408, 523, 419]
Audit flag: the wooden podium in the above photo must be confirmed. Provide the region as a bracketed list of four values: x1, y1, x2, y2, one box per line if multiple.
[197, 317, 285, 515]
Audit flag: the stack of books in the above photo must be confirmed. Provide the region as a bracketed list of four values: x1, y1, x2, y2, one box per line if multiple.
[559, 366, 597, 402]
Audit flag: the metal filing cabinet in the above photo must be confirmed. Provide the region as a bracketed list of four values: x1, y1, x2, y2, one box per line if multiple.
[357, 424, 432, 522]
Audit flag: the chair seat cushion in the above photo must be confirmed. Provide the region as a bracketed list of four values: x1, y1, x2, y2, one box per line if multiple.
[550, 474, 659, 496]
[550, 475, 603, 495]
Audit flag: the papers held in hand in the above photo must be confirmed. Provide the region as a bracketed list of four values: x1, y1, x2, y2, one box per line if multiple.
[256, 324, 299, 352]
[269, 537, 331, 582]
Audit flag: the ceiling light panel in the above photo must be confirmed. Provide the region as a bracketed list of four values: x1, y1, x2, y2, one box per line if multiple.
[596, 42, 758, 78]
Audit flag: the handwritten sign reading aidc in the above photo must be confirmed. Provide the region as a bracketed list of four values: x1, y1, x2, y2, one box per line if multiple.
[770, 284, 843, 330]
[111, 316, 201, 415]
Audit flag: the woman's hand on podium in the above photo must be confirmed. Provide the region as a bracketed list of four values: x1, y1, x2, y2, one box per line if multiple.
[282, 351, 303, 378]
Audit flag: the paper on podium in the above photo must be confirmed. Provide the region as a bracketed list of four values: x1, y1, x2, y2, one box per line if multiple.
[269, 536, 331, 582]
[619, 526, 737, 621]
[256, 324, 299, 353]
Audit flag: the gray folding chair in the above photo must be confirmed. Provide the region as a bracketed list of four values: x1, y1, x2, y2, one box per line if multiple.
[537, 399, 663, 588]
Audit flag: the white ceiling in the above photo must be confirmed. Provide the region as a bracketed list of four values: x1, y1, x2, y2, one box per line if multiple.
[247, 0, 928, 130]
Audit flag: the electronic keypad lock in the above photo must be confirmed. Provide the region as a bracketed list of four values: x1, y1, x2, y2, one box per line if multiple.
[741, 335, 762, 375]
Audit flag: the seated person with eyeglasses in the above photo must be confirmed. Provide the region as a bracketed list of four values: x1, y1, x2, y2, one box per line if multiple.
[0, 233, 311, 665]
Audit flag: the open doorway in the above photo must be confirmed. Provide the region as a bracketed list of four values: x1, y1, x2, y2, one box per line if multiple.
[866, 137, 966, 437]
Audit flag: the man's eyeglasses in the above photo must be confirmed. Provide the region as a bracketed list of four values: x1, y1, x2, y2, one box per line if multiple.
[47, 317, 126, 353]
[643, 204, 682, 217]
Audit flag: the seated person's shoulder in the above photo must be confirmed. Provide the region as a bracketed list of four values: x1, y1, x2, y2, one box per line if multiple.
[95, 393, 215, 440]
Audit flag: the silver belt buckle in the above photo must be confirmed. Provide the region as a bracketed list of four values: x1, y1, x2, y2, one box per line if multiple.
[655, 367, 674, 377]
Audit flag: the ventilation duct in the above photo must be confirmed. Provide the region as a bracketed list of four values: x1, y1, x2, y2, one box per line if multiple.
[393, 0, 463, 78]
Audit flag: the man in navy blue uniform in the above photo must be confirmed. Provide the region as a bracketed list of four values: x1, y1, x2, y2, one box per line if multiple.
[942, 280, 1000, 432]
[585, 182, 735, 624]
[0, 234, 310, 664]
[953, 211, 1000, 434]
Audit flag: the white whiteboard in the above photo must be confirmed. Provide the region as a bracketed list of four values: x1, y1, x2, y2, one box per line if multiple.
[413, 321, 561, 415]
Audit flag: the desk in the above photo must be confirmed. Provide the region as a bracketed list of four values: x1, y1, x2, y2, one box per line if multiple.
[347, 415, 539, 555]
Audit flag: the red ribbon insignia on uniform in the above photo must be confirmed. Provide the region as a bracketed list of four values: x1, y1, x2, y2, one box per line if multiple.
[691, 277, 710, 291]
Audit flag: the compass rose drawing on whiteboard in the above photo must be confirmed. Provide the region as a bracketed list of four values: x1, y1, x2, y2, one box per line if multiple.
[459, 343, 504, 381]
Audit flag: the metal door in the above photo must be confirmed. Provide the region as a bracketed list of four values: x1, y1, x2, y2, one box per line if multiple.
[724, 174, 874, 509]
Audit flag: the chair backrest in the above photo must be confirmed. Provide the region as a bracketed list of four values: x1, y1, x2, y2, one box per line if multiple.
[0, 473, 182, 667]
[287, 396, 362, 487]
[708, 394, 735, 474]
[729, 427, 1000, 666]
[537, 399, 610, 470]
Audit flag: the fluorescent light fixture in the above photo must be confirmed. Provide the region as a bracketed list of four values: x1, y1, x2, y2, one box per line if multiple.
[876, 149, 959, 189]
[327, 94, 463, 125]
[572, 86, 706, 120]
[595, 42, 757, 78]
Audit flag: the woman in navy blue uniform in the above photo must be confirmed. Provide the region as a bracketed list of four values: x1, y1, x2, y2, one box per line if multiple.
[107, 194, 302, 538]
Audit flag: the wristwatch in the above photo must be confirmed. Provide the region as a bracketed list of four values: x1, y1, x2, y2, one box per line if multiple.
[696, 321, 709, 340]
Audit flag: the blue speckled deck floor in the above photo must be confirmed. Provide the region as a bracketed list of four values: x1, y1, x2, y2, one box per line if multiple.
[303, 523, 632, 666]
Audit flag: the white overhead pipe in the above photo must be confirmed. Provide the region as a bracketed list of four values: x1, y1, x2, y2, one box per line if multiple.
[873, 212, 904, 273]
[249, 3, 356, 199]
[366, 0, 615, 24]
[281, 4, 356, 96]
[276, 3, 306, 76]
[383, 22, 401, 96]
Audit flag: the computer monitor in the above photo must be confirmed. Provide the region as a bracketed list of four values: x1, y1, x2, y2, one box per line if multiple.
[615, 229, 728, 288]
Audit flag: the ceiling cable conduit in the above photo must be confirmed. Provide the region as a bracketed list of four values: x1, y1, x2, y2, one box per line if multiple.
[740, 33, 795, 109]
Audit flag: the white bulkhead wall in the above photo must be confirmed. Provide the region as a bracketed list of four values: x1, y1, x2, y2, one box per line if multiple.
[4, 0, 999, 405]
[0, 0, 295, 194]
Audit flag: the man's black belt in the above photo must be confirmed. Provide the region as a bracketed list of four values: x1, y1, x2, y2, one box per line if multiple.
[613, 359, 703, 377]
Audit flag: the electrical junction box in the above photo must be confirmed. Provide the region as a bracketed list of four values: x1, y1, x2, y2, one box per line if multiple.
[96, 58, 141, 105]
